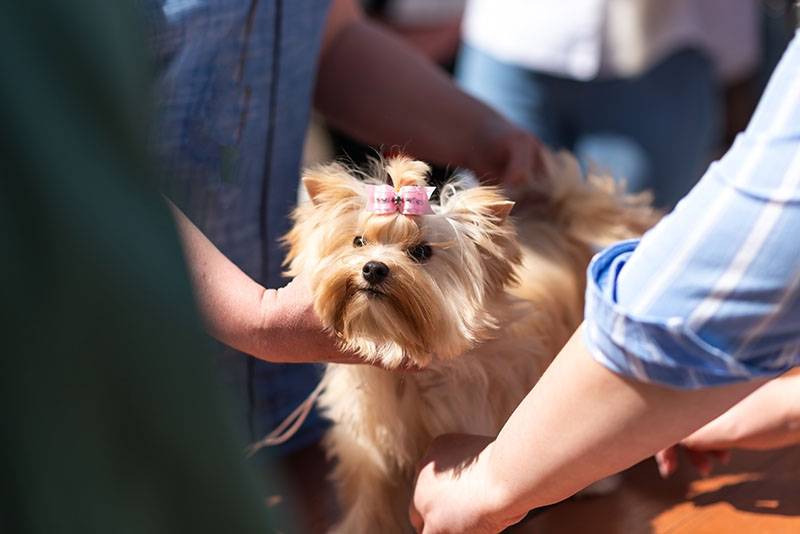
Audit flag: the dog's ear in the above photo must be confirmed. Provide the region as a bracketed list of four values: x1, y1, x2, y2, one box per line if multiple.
[284, 164, 364, 277]
[302, 175, 326, 205]
[302, 163, 364, 207]
[442, 186, 515, 225]
[487, 199, 515, 222]
[441, 186, 522, 287]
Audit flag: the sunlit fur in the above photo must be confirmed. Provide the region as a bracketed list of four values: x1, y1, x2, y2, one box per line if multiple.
[283, 153, 658, 533]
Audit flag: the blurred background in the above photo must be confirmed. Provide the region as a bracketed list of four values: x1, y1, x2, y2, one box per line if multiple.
[305, 0, 798, 208]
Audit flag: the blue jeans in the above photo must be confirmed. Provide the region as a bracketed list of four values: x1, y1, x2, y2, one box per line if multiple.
[456, 44, 719, 208]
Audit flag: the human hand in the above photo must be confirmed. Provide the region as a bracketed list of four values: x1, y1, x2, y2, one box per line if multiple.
[654, 445, 730, 479]
[258, 274, 356, 364]
[655, 370, 800, 477]
[410, 434, 523, 534]
[467, 120, 549, 203]
[260, 275, 425, 370]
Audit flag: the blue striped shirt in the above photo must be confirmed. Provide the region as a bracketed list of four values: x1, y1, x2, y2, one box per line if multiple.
[585, 31, 800, 389]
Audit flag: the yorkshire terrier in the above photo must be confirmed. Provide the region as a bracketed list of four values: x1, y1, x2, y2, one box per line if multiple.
[283, 153, 656, 532]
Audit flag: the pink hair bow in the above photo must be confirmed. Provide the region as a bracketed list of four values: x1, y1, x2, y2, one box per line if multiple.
[365, 184, 435, 215]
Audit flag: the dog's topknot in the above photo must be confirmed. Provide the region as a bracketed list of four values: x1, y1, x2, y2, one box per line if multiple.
[384, 156, 431, 189]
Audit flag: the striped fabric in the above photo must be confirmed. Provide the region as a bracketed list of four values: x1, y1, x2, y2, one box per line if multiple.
[585, 31, 800, 388]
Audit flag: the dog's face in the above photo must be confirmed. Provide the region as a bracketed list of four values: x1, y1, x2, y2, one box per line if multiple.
[284, 158, 521, 369]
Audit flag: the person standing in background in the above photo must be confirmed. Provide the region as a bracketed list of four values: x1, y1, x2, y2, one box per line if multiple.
[457, 0, 760, 208]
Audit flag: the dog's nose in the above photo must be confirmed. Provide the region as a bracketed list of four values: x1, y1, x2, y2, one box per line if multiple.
[362, 261, 389, 284]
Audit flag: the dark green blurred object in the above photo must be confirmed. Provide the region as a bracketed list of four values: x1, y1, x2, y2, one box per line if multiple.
[0, 1, 285, 532]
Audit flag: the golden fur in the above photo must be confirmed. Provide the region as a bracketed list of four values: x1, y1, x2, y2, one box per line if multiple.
[283, 152, 657, 532]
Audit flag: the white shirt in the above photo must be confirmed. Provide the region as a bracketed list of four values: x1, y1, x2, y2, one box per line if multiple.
[462, 0, 759, 81]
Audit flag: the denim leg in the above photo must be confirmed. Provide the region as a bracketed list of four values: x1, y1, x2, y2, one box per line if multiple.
[456, 45, 717, 208]
[570, 49, 719, 208]
[455, 43, 568, 148]
[574, 134, 651, 193]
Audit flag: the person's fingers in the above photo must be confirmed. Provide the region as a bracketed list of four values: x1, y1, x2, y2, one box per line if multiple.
[696, 448, 731, 468]
[409, 500, 423, 533]
[685, 448, 713, 477]
[410, 448, 429, 533]
[709, 449, 732, 465]
[507, 142, 532, 188]
[512, 137, 548, 192]
[659, 444, 729, 478]
[527, 137, 548, 188]
[505, 146, 558, 216]
[655, 446, 679, 478]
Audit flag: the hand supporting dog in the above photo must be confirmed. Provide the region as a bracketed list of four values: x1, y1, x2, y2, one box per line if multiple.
[170, 199, 423, 367]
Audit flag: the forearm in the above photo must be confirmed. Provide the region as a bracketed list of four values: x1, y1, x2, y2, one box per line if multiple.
[485, 325, 762, 525]
[685, 369, 800, 450]
[169, 201, 351, 363]
[169, 201, 266, 355]
[314, 18, 511, 177]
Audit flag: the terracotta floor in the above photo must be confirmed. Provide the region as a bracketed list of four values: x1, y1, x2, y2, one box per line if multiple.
[515, 447, 800, 534]
[276, 444, 800, 532]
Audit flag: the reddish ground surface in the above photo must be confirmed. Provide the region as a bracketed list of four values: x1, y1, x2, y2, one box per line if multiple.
[516, 447, 800, 533]
[275, 443, 800, 532]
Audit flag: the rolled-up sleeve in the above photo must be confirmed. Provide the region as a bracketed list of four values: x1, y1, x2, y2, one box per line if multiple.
[584, 240, 798, 389]
[583, 31, 800, 389]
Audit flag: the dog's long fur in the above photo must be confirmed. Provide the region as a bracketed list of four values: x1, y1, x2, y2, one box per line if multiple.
[284, 152, 657, 532]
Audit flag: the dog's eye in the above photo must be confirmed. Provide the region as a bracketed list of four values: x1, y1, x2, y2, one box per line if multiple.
[353, 236, 366, 248]
[407, 243, 432, 263]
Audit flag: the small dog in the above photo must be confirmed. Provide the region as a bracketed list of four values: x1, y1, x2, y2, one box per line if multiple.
[284, 154, 656, 532]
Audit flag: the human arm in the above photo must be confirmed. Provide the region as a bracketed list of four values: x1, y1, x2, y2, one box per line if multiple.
[410, 327, 762, 533]
[169, 201, 359, 364]
[684, 369, 800, 451]
[654, 369, 800, 477]
[315, 0, 544, 191]
[413, 32, 800, 533]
